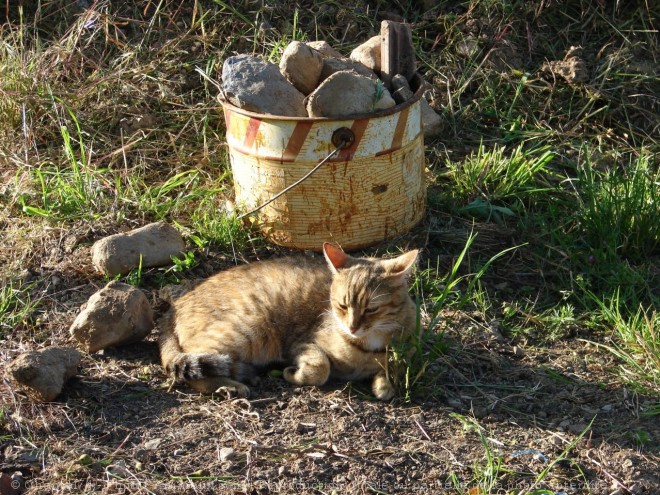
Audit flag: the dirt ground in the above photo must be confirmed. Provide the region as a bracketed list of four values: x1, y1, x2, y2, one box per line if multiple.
[1, 216, 658, 494]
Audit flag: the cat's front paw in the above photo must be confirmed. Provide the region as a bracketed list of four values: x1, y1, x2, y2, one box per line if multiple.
[372, 374, 395, 401]
[283, 366, 302, 385]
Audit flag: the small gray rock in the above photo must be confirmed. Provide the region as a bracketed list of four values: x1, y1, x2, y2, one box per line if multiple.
[8, 347, 81, 402]
[391, 74, 414, 103]
[143, 438, 163, 450]
[421, 99, 442, 139]
[91, 222, 185, 277]
[318, 57, 377, 84]
[69, 281, 154, 353]
[306, 71, 395, 118]
[350, 35, 381, 72]
[305, 40, 343, 58]
[221, 54, 307, 116]
[219, 447, 236, 462]
[279, 41, 324, 95]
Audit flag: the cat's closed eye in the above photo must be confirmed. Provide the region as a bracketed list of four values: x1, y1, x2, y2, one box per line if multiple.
[365, 306, 379, 314]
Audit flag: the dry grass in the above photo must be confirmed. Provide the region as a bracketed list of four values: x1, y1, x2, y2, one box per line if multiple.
[1, 1, 658, 493]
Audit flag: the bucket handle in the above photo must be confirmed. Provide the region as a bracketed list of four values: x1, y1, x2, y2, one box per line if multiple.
[237, 128, 355, 220]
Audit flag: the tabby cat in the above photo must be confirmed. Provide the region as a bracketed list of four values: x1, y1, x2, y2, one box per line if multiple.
[158, 243, 418, 400]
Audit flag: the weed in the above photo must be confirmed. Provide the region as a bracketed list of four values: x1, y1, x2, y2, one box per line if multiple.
[444, 143, 555, 221]
[124, 255, 144, 288]
[159, 250, 198, 284]
[575, 151, 659, 264]
[579, 288, 659, 393]
[0, 280, 41, 340]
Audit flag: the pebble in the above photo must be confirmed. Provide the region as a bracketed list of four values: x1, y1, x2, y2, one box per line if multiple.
[8, 347, 81, 402]
[91, 221, 185, 276]
[219, 447, 235, 462]
[69, 281, 154, 353]
[279, 41, 324, 95]
[318, 57, 377, 84]
[306, 70, 395, 118]
[350, 35, 381, 72]
[221, 54, 307, 117]
[306, 40, 343, 58]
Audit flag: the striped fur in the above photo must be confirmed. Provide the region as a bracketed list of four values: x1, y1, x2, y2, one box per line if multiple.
[158, 244, 418, 399]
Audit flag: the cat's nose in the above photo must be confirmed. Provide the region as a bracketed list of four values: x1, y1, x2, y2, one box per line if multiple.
[349, 326, 359, 334]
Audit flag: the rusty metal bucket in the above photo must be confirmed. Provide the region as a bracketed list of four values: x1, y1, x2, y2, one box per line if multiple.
[220, 76, 426, 251]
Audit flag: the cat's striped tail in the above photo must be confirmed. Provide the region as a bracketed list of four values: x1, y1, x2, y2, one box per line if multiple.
[158, 311, 256, 386]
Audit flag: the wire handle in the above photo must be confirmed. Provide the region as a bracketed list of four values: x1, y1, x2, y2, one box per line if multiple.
[236, 128, 355, 220]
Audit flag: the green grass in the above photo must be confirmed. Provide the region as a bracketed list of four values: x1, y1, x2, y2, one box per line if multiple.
[0, 280, 42, 340]
[1, 0, 658, 487]
[443, 143, 555, 221]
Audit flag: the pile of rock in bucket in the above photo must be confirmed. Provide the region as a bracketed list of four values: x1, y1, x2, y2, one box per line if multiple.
[221, 21, 441, 138]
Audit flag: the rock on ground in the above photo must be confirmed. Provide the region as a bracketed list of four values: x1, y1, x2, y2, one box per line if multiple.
[306, 70, 395, 118]
[69, 281, 154, 353]
[221, 54, 307, 116]
[8, 347, 81, 402]
[350, 35, 381, 73]
[318, 57, 377, 84]
[279, 41, 324, 95]
[91, 221, 185, 277]
[305, 40, 343, 58]
[541, 56, 588, 84]
[421, 99, 442, 139]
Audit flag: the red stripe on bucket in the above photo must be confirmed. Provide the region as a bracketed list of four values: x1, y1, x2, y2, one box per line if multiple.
[282, 121, 313, 161]
[243, 118, 261, 149]
[391, 105, 409, 151]
[336, 118, 369, 160]
[375, 106, 410, 157]
[223, 107, 231, 128]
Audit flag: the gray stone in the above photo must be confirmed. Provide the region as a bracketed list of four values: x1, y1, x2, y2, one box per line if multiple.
[349, 35, 381, 73]
[279, 41, 324, 95]
[306, 40, 343, 59]
[421, 99, 442, 139]
[380, 21, 416, 89]
[8, 347, 81, 402]
[219, 447, 236, 462]
[391, 74, 414, 103]
[318, 57, 377, 84]
[69, 281, 154, 353]
[306, 71, 395, 118]
[541, 56, 588, 84]
[221, 54, 307, 116]
[91, 222, 185, 276]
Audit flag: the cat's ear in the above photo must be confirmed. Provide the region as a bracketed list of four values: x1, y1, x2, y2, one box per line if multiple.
[323, 242, 350, 273]
[383, 250, 419, 282]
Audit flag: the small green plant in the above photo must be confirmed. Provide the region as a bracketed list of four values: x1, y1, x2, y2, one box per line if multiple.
[373, 79, 385, 107]
[160, 250, 198, 284]
[0, 280, 41, 339]
[579, 288, 659, 393]
[124, 255, 144, 287]
[575, 152, 659, 263]
[446, 143, 555, 219]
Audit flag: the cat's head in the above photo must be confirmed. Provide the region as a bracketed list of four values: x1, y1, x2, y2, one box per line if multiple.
[323, 243, 418, 346]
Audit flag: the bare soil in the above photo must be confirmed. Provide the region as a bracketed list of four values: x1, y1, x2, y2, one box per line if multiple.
[2, 216, 658, 494]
